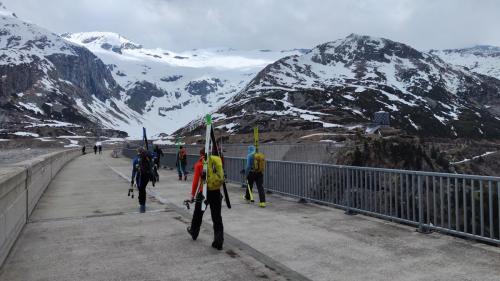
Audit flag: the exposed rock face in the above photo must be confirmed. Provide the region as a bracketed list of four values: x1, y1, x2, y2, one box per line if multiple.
[184, 78, 224, 103]
[125, 81, 167, 114]
[0, 6, 140, 136]
[178, 34, 500, 139]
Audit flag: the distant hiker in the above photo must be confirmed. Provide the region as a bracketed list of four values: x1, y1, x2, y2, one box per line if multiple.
[176, 145, 188, 181]
[131, 147, 155, 213]
[81, 145, 86, 155]
[153, 145, 164, 167]
[98, 145, 102, 154]
[244, 145, 266, 207]
[187, 148, 225, 250]
[93, 145, 98, 154]
[153, 145, 164, 182]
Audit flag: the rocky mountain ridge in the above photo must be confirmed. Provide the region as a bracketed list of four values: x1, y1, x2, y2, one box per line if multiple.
[178, 34, 500, 140]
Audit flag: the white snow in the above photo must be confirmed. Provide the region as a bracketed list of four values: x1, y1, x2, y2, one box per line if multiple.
[62, 31, 304, 137]
[12, 132, 39, 137]
[432, 47, 500, 80]
[36, 137, 54, 142]
[300, 133, 346, 139]
[153, 139, 175, 145]
[450, 151, 496, 165]
[64, 139, 79, 148]
[18, 102, 43, 114]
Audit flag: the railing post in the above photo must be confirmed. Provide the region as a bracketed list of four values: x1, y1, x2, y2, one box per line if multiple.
[417, 174, 431, 234]
[345, 168, 356, 215]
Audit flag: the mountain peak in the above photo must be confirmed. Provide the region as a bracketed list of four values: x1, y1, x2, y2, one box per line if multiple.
[308, 34, 422, 66]
[62, 31, 142, 54]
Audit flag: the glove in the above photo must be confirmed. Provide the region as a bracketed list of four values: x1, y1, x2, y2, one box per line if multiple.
[130, 180, 134, 187]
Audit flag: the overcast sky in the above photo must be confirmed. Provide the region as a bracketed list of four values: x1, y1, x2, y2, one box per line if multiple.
[4, 0, 500, 51]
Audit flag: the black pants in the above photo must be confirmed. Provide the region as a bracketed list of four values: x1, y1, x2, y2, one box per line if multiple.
[246, 172, 265, 202]
[138, 176, 149, 206]
[190, 190, 224, 245]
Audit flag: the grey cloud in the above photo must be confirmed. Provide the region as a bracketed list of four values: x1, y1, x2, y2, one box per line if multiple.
[3, 0, 500, 51]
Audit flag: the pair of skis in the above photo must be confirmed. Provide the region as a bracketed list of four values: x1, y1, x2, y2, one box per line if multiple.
[195, 114, 231, 211]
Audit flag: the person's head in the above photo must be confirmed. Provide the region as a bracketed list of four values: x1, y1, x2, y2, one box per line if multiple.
[180, 145, 184, 149]
[137, 147, 145, 155]
[247, 145, 256, 154]
[199, 148, 205, 156]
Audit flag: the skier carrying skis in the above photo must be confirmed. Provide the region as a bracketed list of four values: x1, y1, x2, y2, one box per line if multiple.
[244, 145, 266, 207]
[131, 147, 155, 213]
[176, 145, 188, 181]
[187, 148, 225, 250]
[93, 145, 98, 154]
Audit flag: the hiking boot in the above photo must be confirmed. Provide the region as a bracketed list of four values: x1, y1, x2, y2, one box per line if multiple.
[259, 202, 266, 208]
[187, 227, 197, 240]
[139, 205, 146, 213]
[211, 241, 223, 251]
[241, 195, 250, 203]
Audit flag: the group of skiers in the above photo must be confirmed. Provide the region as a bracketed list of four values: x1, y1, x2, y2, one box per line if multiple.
[93, 144, 103, 154]
[129, 136, 266, 251]
[81, 144, 103, 155]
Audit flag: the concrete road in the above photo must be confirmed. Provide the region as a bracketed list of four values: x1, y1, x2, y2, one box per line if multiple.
[1, 152, 500, 281]
[0, 153, 291, 281]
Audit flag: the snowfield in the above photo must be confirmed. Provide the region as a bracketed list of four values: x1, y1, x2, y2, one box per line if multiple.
[62, 32, 305, 137]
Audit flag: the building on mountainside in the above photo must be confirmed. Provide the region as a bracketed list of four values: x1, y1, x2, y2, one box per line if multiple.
[372, 111, 390, 127]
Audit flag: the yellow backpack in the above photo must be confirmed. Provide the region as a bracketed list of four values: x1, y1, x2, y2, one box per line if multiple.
[207, 155, 224, 190]
[253, 153, 265, 173]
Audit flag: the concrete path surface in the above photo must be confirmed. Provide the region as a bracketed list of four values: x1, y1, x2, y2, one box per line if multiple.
[1, 152, 500, 280]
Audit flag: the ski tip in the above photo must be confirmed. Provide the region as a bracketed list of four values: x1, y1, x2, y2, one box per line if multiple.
[205, 114, 212, 125]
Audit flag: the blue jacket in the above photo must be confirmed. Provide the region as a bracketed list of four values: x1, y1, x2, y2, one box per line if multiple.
[244, 145, 256, 176]
[131, 151, 154, 183]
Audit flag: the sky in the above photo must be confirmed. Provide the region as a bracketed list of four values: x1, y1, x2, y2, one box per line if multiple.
[3, 0, 500, 51]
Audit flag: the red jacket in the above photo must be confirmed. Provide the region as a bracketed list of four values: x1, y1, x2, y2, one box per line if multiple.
[191, 156, 204, 198]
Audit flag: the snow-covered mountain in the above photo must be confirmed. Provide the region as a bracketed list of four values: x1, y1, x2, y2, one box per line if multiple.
[62, 31, 306, 136]
[179, 34, 500, 139]
[0, 3, 142, 137]
[431, 45, 500, 80]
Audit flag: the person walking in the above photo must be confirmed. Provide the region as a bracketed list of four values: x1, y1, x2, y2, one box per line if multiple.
[98, 144, 102, 154]
[131, 147, 154, 213]
[244, 145, 266, 207]
[153, 145, 164, 168]
[187, 148, 225, 250]
[153, 145, 163, 182]
[176, 145, 188, 181]
[93, 145, 98, 154]
[81, 145, 86, 155]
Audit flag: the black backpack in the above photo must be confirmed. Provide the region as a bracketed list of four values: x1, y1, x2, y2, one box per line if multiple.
[138, 152, 153, 178]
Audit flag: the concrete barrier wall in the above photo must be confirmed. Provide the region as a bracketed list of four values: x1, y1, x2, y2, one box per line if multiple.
[0, 149, 80, 266]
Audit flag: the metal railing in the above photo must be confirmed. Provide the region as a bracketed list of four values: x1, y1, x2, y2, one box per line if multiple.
[123, 149, 500, 245]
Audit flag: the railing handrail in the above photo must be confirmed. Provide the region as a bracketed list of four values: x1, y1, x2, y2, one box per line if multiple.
[151, 150, 500, 181]
[122, 147, 500, 245]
